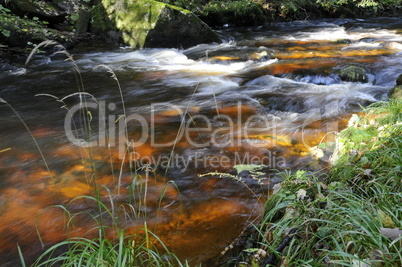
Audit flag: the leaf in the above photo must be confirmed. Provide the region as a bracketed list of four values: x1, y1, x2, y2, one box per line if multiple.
[296, 188, 307, 200]
[87, 110, 93, 122]
[272, 183, 282, 194]
[70, 13, 79, 23]
[352, 257, 370, 267]
[285, 194, 296, 201]
[317, 142, 335, 149]
[243, 248, 259, 253]
[234, 164, 264, 174]
[354, 129, 372, 137]
[0, 148, 11, 153]
[17, 244, 26, 267]
[1, 29, 10, 38]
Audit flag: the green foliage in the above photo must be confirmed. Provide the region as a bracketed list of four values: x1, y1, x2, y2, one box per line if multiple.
[159, 0, 209, 11]
[70, 13, 80, 25]
[199, 0, 266, 26]
[1, 28, 10, 38]
[331, 100, 402, 193]
[257, 171, 402, 265]
[317, 0, 377, 8]
[0, 4, 11, 37]
[160, 0, 402, 25]
[159, 0, 266, 26]
[0, 3, 10, 13]
[90, 3, 115, 33]
[0, 3, 65, 45]
[316, 0, 384, 12]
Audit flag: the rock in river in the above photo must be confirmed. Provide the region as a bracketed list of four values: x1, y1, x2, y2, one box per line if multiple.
[339, 65, 368, 83]
[101, 0, 220, 49]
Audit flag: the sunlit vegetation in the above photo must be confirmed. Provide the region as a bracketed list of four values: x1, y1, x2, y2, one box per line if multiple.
[160, 0, 402, 25]
[224, 100, 402, 266]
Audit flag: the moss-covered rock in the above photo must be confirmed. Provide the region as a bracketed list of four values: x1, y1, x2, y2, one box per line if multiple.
[101, 0, 220, 48]
[339, 65, 368, 83]
[90, 3, 115, 33]
[0, 12, 75, 48]
[388, 85, 402, 100]
[5, 0, 66, 23]
[73, 9, 91, 34]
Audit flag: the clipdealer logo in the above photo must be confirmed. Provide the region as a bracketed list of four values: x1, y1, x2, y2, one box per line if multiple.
[64, 101, 285, 169]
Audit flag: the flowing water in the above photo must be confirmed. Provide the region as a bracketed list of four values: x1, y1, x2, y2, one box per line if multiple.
[1, 17, 402, 266]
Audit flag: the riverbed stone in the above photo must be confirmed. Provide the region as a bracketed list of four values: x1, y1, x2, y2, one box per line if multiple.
[339, 66, 368, 83]
[101, 0, 220, 48]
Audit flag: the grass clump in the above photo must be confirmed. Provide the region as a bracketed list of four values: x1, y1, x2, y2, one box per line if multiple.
[330, 100, 402, 192]
[226, 100, 402, 266]
[29, 219, 186, 267]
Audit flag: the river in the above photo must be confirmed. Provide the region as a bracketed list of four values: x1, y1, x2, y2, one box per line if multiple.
[0, 17, 402, 266]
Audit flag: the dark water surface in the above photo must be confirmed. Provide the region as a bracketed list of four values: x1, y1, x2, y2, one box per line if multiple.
[1, 17, 402, 265]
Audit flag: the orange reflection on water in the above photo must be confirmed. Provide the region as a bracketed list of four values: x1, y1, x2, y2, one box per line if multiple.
[217, 104, 257, 117]
[266, 59, 337, 75]
[276, 48, 393, 60]
[155, 198, 260, 264]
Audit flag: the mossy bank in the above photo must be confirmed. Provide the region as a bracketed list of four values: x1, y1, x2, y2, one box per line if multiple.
[220, 99, 402, 266]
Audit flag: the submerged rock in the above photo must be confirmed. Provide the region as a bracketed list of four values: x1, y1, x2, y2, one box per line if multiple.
[339, 65, 368, 83]
[101, 0, 220, 48]
[334, 39, 352, 44]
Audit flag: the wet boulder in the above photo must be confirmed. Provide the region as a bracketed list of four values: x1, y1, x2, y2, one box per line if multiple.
[339, 66, 368, 83]
[396, 74, 402, 86]
[388, 86, 402, 100]
[101, 0, 220, 49]
[389, 74, 402, 100]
